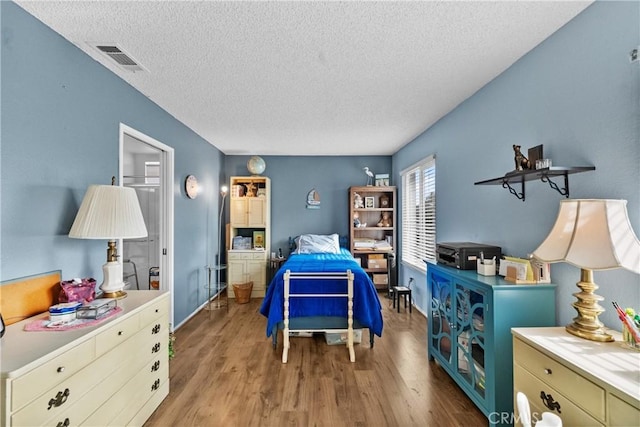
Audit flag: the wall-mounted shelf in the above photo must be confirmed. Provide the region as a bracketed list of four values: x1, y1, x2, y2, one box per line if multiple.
[474, 166, 595, 201]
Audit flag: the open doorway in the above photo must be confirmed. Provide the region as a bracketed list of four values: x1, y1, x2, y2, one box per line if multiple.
[120, 124, 175, 328]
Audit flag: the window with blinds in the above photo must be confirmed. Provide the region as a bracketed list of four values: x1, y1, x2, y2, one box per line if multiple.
[401, 155, 436, 271]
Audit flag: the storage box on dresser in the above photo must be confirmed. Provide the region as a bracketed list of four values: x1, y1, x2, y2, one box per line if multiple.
[0, 291, 170, 427]
[512, 327, 640, 427]
[425, 262, 557, 426]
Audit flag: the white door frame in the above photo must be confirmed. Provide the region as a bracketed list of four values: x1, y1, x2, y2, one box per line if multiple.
[119, 123, 175, 329]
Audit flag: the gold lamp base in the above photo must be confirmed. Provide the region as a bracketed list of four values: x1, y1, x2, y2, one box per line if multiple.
[101, 290, 128, 299]
[565, 268, 613, 342]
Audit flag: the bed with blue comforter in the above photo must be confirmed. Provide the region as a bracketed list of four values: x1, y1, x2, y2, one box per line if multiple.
[259, 247, 384, 351]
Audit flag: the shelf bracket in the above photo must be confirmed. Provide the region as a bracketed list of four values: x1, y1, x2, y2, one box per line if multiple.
[502, 179, 525, 201]
[540, 172, 570, 198]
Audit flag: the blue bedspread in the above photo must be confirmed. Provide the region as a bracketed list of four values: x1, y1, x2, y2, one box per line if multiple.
[259, 249, 383, 337]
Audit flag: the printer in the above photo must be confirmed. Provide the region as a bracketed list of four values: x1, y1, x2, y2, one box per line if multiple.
[436, 242, 502, 270]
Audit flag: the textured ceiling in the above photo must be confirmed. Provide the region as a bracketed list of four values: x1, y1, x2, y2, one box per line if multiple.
[16, 1, 592, 156]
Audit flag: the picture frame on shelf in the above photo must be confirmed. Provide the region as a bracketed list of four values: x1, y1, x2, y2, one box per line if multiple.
[528, 145, 543, 170]
[365, 197, 375, 209]
[375, 173, 390, 186]
[379, 195, 389, 208]
[253, 231, 265, 249]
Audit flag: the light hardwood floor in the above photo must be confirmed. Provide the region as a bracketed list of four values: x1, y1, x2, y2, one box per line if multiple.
[144, 292, 487, 427]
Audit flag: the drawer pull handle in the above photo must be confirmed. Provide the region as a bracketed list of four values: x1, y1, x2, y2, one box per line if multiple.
[152, 324, 161, 334]
[151, 378, 160, 391]
[151, 360, 161, 372]
[57, 366, 65, 373]
[118, 331, 124, 336]
[56, 418, 70, 427]
[48, 388, 70, 410]
[152, 342, 161, 353]
[540, 391, 562, 414]
[543, 368, 552, 375]
[155, 309, 159, 313]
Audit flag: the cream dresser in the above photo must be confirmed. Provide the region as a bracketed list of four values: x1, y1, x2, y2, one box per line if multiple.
[0, 291, 170, 427]
[512, 327, 640, 427]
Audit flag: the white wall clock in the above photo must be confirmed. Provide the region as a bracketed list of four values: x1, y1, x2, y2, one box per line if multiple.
[185, 174, 199, 199]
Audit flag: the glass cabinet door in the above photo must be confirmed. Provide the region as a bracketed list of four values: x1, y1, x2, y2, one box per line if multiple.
[455, 283, 486, 398]
[429, 276, 453, 368]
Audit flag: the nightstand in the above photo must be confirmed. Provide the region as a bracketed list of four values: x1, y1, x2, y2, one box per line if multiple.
[268, 257, 286, 285]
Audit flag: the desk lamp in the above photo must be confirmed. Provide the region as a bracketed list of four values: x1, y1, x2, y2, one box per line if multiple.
[69, 177, 148, 299]
[533, 199, 640, 342]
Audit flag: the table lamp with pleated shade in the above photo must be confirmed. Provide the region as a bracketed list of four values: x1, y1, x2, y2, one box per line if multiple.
[533, 199, 640, 342]
[69, 178, 147, 299]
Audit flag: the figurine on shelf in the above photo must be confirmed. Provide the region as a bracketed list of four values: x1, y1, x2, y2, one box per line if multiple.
[353, 212, 361, 228]
[353, 192, 364, 208]
[377, 212, 392, 227]
[513, 144, 532, 171]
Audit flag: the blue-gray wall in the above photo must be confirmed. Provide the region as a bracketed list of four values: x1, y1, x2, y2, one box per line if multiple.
[224, 156, 391, 254]
[393, 1, 640, 330]
[1, 2, 226, 327]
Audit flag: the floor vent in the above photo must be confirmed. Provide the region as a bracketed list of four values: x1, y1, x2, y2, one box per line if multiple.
[89, 43, 146, 72]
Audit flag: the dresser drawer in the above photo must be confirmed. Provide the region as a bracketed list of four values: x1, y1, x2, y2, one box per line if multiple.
[17, 331, 143, 427]
[514, 365, 603, 426]
[228, 251, 266, 260]
[10, 338, 94, 412]
[95, 311, 140, 356]
[81, 355, 169, 427]
[128, 379, 170, 427]
[514, 338, 605, 421]
[140, 295, 169, 327]
[608, 393, 640, 426]
[228, 252, 253, 260]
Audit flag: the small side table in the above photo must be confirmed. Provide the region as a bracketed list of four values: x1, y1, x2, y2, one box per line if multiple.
[205, 265, 227, 312]
[268, 257, 287, 285]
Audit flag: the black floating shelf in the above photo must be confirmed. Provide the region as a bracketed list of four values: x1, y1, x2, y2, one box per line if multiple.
[474, 166, 595, 201]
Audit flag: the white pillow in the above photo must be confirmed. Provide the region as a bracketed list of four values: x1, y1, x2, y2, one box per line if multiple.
[295, 234, 340, 254]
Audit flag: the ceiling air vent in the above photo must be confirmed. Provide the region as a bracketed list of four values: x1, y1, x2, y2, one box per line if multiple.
[89, 43, 146, 72]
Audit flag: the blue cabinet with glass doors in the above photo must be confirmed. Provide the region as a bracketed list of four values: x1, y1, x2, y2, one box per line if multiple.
[425, 262, 556, 426]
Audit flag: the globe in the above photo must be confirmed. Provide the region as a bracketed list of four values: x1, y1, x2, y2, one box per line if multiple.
[247, 156, 266, 175]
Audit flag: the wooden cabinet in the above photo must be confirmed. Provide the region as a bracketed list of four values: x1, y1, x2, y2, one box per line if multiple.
[230, 197, 267, 227]
[228, 176, 270, 298]
[426, 262, 556, 425]
[0, 291, 170, 427]
[227, 251, 267, 299]
[512, 327, 640, 427]
[349, 186, 396, 290]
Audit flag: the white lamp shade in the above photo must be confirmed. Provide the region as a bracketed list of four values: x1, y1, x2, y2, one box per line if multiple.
[69, 185, 148, 239]
[533, 199, 640, 273]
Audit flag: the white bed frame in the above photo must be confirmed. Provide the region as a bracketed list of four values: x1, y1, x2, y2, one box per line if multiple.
[282, 269, 355, 363]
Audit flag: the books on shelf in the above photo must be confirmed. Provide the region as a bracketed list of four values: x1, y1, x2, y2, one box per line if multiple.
[373, 240, 392, 250]
[353, 238, 392, 251]
[354, 238, 375, 248]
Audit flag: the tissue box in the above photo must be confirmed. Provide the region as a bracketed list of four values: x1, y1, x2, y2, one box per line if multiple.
[59, 278, 96, 303]
[477, 259, 496, 276]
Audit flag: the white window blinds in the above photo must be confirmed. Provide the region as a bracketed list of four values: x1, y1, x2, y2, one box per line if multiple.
[401, 155, 436, 271]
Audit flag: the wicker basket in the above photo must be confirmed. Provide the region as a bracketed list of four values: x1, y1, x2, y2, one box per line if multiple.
[232, 282, 253, 304]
